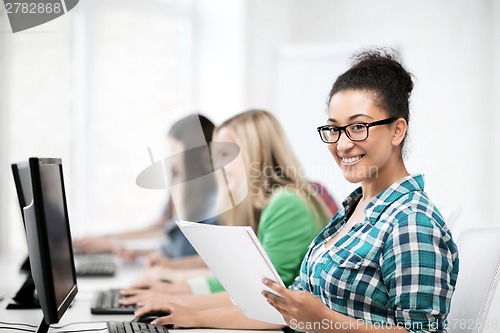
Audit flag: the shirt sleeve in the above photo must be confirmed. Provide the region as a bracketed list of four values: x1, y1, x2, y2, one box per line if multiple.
[381, 212, 457, 333]
[288, 275, 304, 291]
[206, 276, 225, 293]
[187, 276, 212, 294]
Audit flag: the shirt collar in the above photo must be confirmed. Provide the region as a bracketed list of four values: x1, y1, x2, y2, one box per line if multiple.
[366, 174, 425, 224]
[341, 187, 363, 221]
[340, 174, 426, 225]
[317, 174, 426, 243]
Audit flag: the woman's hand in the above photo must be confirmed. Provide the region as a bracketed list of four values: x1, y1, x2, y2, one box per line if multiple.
[73, 236, 121, 254]
[262, 278, 329, 330]
[145, 251, 172, 268]
[120, 281, 191, 306]
[137, 264, 213, 283]
[127, 279, 170, 290]
[134, 303, 202, 328]
[120, 289, 167, 307]
[119, 289, 186, 307]
[118, 248, 152, 262]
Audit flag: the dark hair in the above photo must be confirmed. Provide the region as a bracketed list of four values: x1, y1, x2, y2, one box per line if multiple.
[167, 113, 216, 221]
[168, 113, 215, 146]
[328, 48, 413, 146]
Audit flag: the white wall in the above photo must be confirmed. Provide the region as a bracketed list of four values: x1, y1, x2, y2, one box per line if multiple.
[192, 0, 247, 124]
[494, 0, 500, 224]
[0, 18, 9, 256]
[487, 2, 500, 330]
[0, 1, 196, 254]
[245, 0, 292, 109]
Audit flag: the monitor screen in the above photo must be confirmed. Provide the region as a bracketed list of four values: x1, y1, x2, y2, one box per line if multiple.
[23, 157, 78, 333]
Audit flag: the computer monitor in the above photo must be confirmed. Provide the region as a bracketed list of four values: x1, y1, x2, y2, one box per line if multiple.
[12, 162, 117, 291]
[22, 157, 78, 333]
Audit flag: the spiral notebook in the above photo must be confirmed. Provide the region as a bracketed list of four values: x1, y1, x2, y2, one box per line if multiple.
[176, 220, 286, 325]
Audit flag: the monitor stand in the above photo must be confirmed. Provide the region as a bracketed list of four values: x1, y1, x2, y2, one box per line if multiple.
[6, 274, 40, 309]
[35, 319, 49, 333]
[19, 256, 31, 273]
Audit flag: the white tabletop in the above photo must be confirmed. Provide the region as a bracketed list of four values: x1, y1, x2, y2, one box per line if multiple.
[0, 255, 279, 333]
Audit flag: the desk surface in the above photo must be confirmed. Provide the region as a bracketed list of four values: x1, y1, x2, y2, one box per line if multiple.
[0, 255, 278, 333]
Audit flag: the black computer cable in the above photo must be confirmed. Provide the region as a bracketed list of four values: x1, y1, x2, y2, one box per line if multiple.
[0, 321, 37, 328]
[0, 320, 108, 332]
[54, 327, 108, 333]
[0, 326, 35, 332]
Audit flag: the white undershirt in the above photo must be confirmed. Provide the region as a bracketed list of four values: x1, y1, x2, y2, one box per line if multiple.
[309, 239, 335, 264]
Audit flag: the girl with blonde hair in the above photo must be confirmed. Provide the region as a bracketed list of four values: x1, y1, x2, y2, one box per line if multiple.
[214, 109, 328, 228]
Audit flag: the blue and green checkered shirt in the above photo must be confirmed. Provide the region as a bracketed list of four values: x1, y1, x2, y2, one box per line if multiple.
[291, 174, 459, 333]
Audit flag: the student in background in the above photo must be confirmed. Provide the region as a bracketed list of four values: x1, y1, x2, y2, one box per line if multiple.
[122, 110, 331, 328]
[73, 114, 217, 264]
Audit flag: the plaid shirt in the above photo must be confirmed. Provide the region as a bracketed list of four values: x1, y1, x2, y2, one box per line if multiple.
[291, 174, 459, 333]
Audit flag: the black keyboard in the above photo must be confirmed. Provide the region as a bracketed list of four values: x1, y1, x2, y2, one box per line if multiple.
[76, 261, 117, 277]
[107, 321, 169, 333]
[74, 253, 117, 277]
[91, 289, 137, 314]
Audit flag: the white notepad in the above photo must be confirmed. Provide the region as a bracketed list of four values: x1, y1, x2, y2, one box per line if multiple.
[176, 220, 286, 325]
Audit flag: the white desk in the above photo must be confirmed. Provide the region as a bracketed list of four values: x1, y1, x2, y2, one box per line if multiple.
[0, 256, 278, 333]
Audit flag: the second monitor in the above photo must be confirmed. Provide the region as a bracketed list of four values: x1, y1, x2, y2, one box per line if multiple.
[22, 157, 169, 333]
[11, 161, 117, 280]
[22, 157, 78, 332]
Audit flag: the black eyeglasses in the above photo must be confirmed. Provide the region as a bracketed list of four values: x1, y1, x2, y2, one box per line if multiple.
[317, 118, 395, 143]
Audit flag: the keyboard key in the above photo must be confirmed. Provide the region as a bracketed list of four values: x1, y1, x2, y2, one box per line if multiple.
[107, 321, 169, 333]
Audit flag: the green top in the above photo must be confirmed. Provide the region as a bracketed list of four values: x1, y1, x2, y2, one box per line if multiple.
[206, 189, 326, 292]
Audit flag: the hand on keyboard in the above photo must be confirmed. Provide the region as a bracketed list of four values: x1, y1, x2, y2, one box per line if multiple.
[91, 289, 137, 314]
[133, 310, 173, 328]
[134, 303, 200, 329]
[119, 285, 188, 307]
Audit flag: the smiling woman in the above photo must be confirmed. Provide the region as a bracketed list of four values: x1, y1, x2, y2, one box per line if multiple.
[262, 48, 459, 333]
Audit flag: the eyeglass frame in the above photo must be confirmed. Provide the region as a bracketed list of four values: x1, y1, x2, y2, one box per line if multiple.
[316, 117, 396, 144]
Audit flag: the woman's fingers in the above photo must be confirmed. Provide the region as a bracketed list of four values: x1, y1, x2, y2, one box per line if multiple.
[120, 288, 144, 296]
[262, 278, 289, 297]
[120, 296, 139, 305]
[134, 302, 173, 318]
